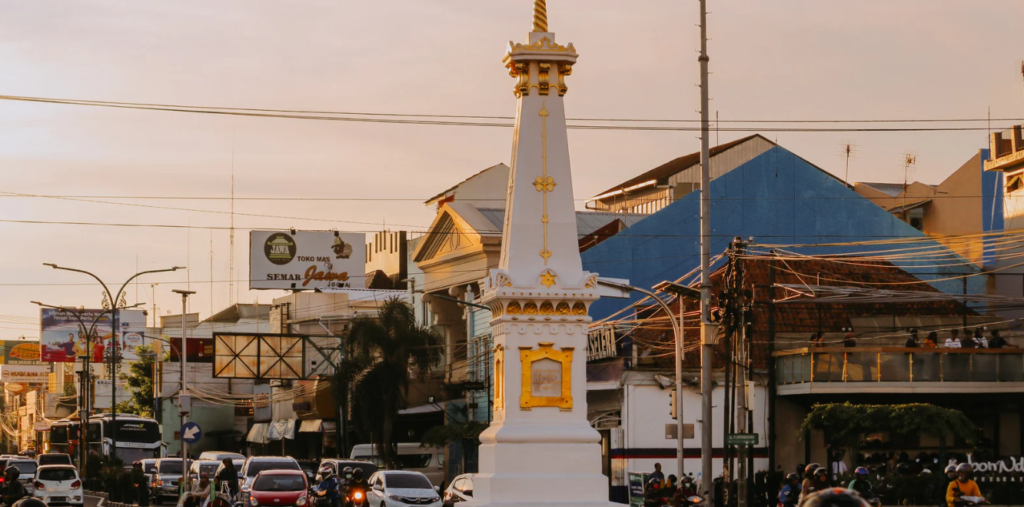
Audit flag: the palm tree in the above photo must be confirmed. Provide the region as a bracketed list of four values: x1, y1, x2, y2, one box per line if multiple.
[333, 297, 443, 467]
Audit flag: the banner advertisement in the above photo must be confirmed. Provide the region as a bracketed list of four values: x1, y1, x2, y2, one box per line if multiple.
[168, 337, 214, 363]
[0, 341, 41, 365]
[93, 379, 131, 410]
[0, 365, 48, 384]
[249, 231, 366, 290]
[40, 309, 147, 363]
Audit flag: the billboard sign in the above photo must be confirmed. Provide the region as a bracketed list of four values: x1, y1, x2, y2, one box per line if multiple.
[249, 231, 366, 290]
[40, 309, 147, 363]
[0, 365, 48, 384]
[0, 341, 41, 365]
[93, 379, 131, 410]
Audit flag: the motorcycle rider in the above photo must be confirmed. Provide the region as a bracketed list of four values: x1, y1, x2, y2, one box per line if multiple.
[801, 467, 832, 501]
[346, 468, 369, 507]
[644, 477, 666, 507]
[797, 488, 870, 507]
[847, 467, 876, 501]
[946, 463, 984, 507]
[779, 473, 801, 507]
[2, 468, 26, 507]
[800, 463, 821, 497]
[316, 464, 341, 507]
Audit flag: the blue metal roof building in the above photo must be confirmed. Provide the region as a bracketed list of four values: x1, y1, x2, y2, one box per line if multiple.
[582, 145, 986, 320]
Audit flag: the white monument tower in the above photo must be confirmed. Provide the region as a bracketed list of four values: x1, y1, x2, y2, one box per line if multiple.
[476, 2, 612, 506]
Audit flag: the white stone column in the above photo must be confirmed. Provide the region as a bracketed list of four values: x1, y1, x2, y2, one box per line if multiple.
[475, 3, 615, 506]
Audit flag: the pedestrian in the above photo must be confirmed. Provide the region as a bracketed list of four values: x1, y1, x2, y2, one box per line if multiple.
[214, 458, 240, 502]
[959, 330, 976, 349]
[989, 330, 1008, 349]
[184, 473, 211, 507]
[923, 332, 938, 348]
[650, 463, 665, 486]
[843, 332, 856, 348]
[945, 329, 961, 348]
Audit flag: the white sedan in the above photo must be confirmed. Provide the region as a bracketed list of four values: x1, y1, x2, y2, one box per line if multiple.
[34, 465, 84, 506]
[367, 471, 441, 507]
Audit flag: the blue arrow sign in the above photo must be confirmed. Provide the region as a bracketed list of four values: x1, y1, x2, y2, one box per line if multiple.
[181, 422, 202, 444]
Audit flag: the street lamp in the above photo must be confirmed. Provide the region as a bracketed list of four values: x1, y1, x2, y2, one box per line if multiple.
[42, 263, 184, 460]
[30, 300, 144, 470]
[172, 289, 195, 496]
[596, 279, 686, 481]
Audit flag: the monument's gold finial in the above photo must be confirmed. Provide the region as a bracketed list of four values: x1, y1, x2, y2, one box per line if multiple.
[532, 0, 548, 32]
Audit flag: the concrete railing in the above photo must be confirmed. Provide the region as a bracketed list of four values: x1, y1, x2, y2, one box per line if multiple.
[774, 347, 1024, 384]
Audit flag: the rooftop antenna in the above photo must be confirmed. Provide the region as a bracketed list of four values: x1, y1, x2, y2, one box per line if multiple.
[838, 141, 860, 186]
[902, 152, 918, 220]
[229, 131, 236, 306]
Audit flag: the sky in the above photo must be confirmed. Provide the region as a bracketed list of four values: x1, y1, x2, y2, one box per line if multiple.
[2, 0, 1024, 340]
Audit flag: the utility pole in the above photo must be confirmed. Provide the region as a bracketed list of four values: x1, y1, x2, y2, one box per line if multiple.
[172, 289, 195, 496]
[734, 239, 748, 507]
[698, 0, 715, 500]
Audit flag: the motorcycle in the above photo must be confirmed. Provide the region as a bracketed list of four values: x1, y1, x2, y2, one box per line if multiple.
[344, 485, 368, 507]
[310, 486, 334, 507]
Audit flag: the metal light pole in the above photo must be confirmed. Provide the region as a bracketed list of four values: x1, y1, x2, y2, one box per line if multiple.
[172, 289, 195, 495]
[43, 263, 183, 461]
[598, 280, 684, 479]
[697, 0, 714, 499]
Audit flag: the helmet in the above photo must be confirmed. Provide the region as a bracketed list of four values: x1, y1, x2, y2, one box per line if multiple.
[798, 488, 870, 507]
[805, 463, 821, 476]
[956, 463, 973, 475]
[12, 499, 48, 507]
[342, 466, 353, 477]
[648, 478, 661, 489]
[920, 469, 932, 475]
[786, 473, 800, 483]
[814, 467, 828, 478]
[944, 465, 957, 474]
[352, 468, 364, 481]
[854, 467, 869, 476]
[5, 468, 19, 480]
[895, 463, 911, 476]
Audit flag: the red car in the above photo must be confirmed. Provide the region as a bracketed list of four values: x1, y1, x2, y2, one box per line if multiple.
[249, 470, 309, 507]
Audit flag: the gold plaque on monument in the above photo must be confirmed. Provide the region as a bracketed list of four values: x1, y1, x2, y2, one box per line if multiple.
[519, 342, 573, 410]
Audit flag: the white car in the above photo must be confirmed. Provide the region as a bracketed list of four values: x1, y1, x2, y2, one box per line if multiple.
[367, 471, 441, 507]
[34, 465, 84, 506]
[441, 474, 474, 507]
[7, 459, 38, 495]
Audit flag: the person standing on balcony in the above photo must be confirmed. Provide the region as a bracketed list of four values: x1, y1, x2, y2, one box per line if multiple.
[945, 329, 961, 348]
[973, 328, 987, 348]
[989, 330, 1007, 349]
[843, 332, 857, 348]
[924, 332, 938, 348]
[959, 331, 976, 349]
[904, 330, 919, 348]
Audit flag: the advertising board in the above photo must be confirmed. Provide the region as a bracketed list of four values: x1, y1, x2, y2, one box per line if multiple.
[0, 341, 41, 365]
[0, 365, 48, 384]
[93, 379, 131, 410]
[249, 230, 366, 290]
[40, 308, 147, 363]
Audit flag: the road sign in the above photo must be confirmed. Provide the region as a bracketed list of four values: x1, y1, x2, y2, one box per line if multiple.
[181, 422, 202, 444]
[726, 433, 758, 446]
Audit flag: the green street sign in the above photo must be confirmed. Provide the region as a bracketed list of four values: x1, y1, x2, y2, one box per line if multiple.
[727, 433, 759, 446]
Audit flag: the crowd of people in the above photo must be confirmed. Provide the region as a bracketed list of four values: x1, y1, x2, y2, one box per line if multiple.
[810, 327, 1011, 349]
[643, 463, 701, 507]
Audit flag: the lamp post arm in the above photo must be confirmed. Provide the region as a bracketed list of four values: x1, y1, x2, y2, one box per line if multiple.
[45, 265, 115, 307]
[115, 268, 182, 308]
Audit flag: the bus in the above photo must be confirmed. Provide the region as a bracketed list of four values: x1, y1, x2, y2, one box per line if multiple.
[50, 415, 163, 465]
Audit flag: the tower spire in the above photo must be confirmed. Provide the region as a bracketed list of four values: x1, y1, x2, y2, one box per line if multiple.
[532, 0, 548, 32]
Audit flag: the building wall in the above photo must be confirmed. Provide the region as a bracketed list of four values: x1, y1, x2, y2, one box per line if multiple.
[615, 373, 768, 488]
[161, 399, 236, 456]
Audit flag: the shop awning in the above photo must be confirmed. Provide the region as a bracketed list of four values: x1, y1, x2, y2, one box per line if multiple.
[246, 423, 269, 444]
[298, 419, 323, 433]
[268, 419, 297, 440]
[398, 403, 444, 415]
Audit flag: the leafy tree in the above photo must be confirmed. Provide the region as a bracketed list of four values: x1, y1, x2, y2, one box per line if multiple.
[332, 298, 442, 468]
[117, 345, 156, 417]
[800, 402, 977, 466]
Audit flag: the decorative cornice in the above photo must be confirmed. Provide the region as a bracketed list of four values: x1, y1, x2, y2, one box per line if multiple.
[507, 37, 577, 57]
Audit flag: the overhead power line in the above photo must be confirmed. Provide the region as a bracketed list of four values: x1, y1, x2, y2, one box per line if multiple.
[0, 94, 1019, 133]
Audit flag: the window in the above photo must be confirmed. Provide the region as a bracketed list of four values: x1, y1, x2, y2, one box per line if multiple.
[9, 462, 36, 475]
[253, 474, 306, 491]
[394, 454, 432, 469]
[246, 461, 300, 477]
[384, 473, 432, 490]
[39, 468, 77, 482]
[159, 461, 184, 474]
[1008, 174, 1024, 193]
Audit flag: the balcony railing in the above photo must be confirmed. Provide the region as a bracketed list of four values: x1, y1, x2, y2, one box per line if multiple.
[774, 347, 1024, 384]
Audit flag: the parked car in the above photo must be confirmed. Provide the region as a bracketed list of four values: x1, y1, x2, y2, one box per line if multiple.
[240, 457, 302, 507]
[7, 458, 38, 495]
[315, 459, 378, 484]
[198, 451, 246, 462]
[37, 454, 74, 467]
[441, 474, 474, 507]
[34, 464, 83, 506]
[350, 444, 444, 486]
[366, 471, 440, 507]
[248, 470, 309, 507]
[151, 458, 185, 505]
